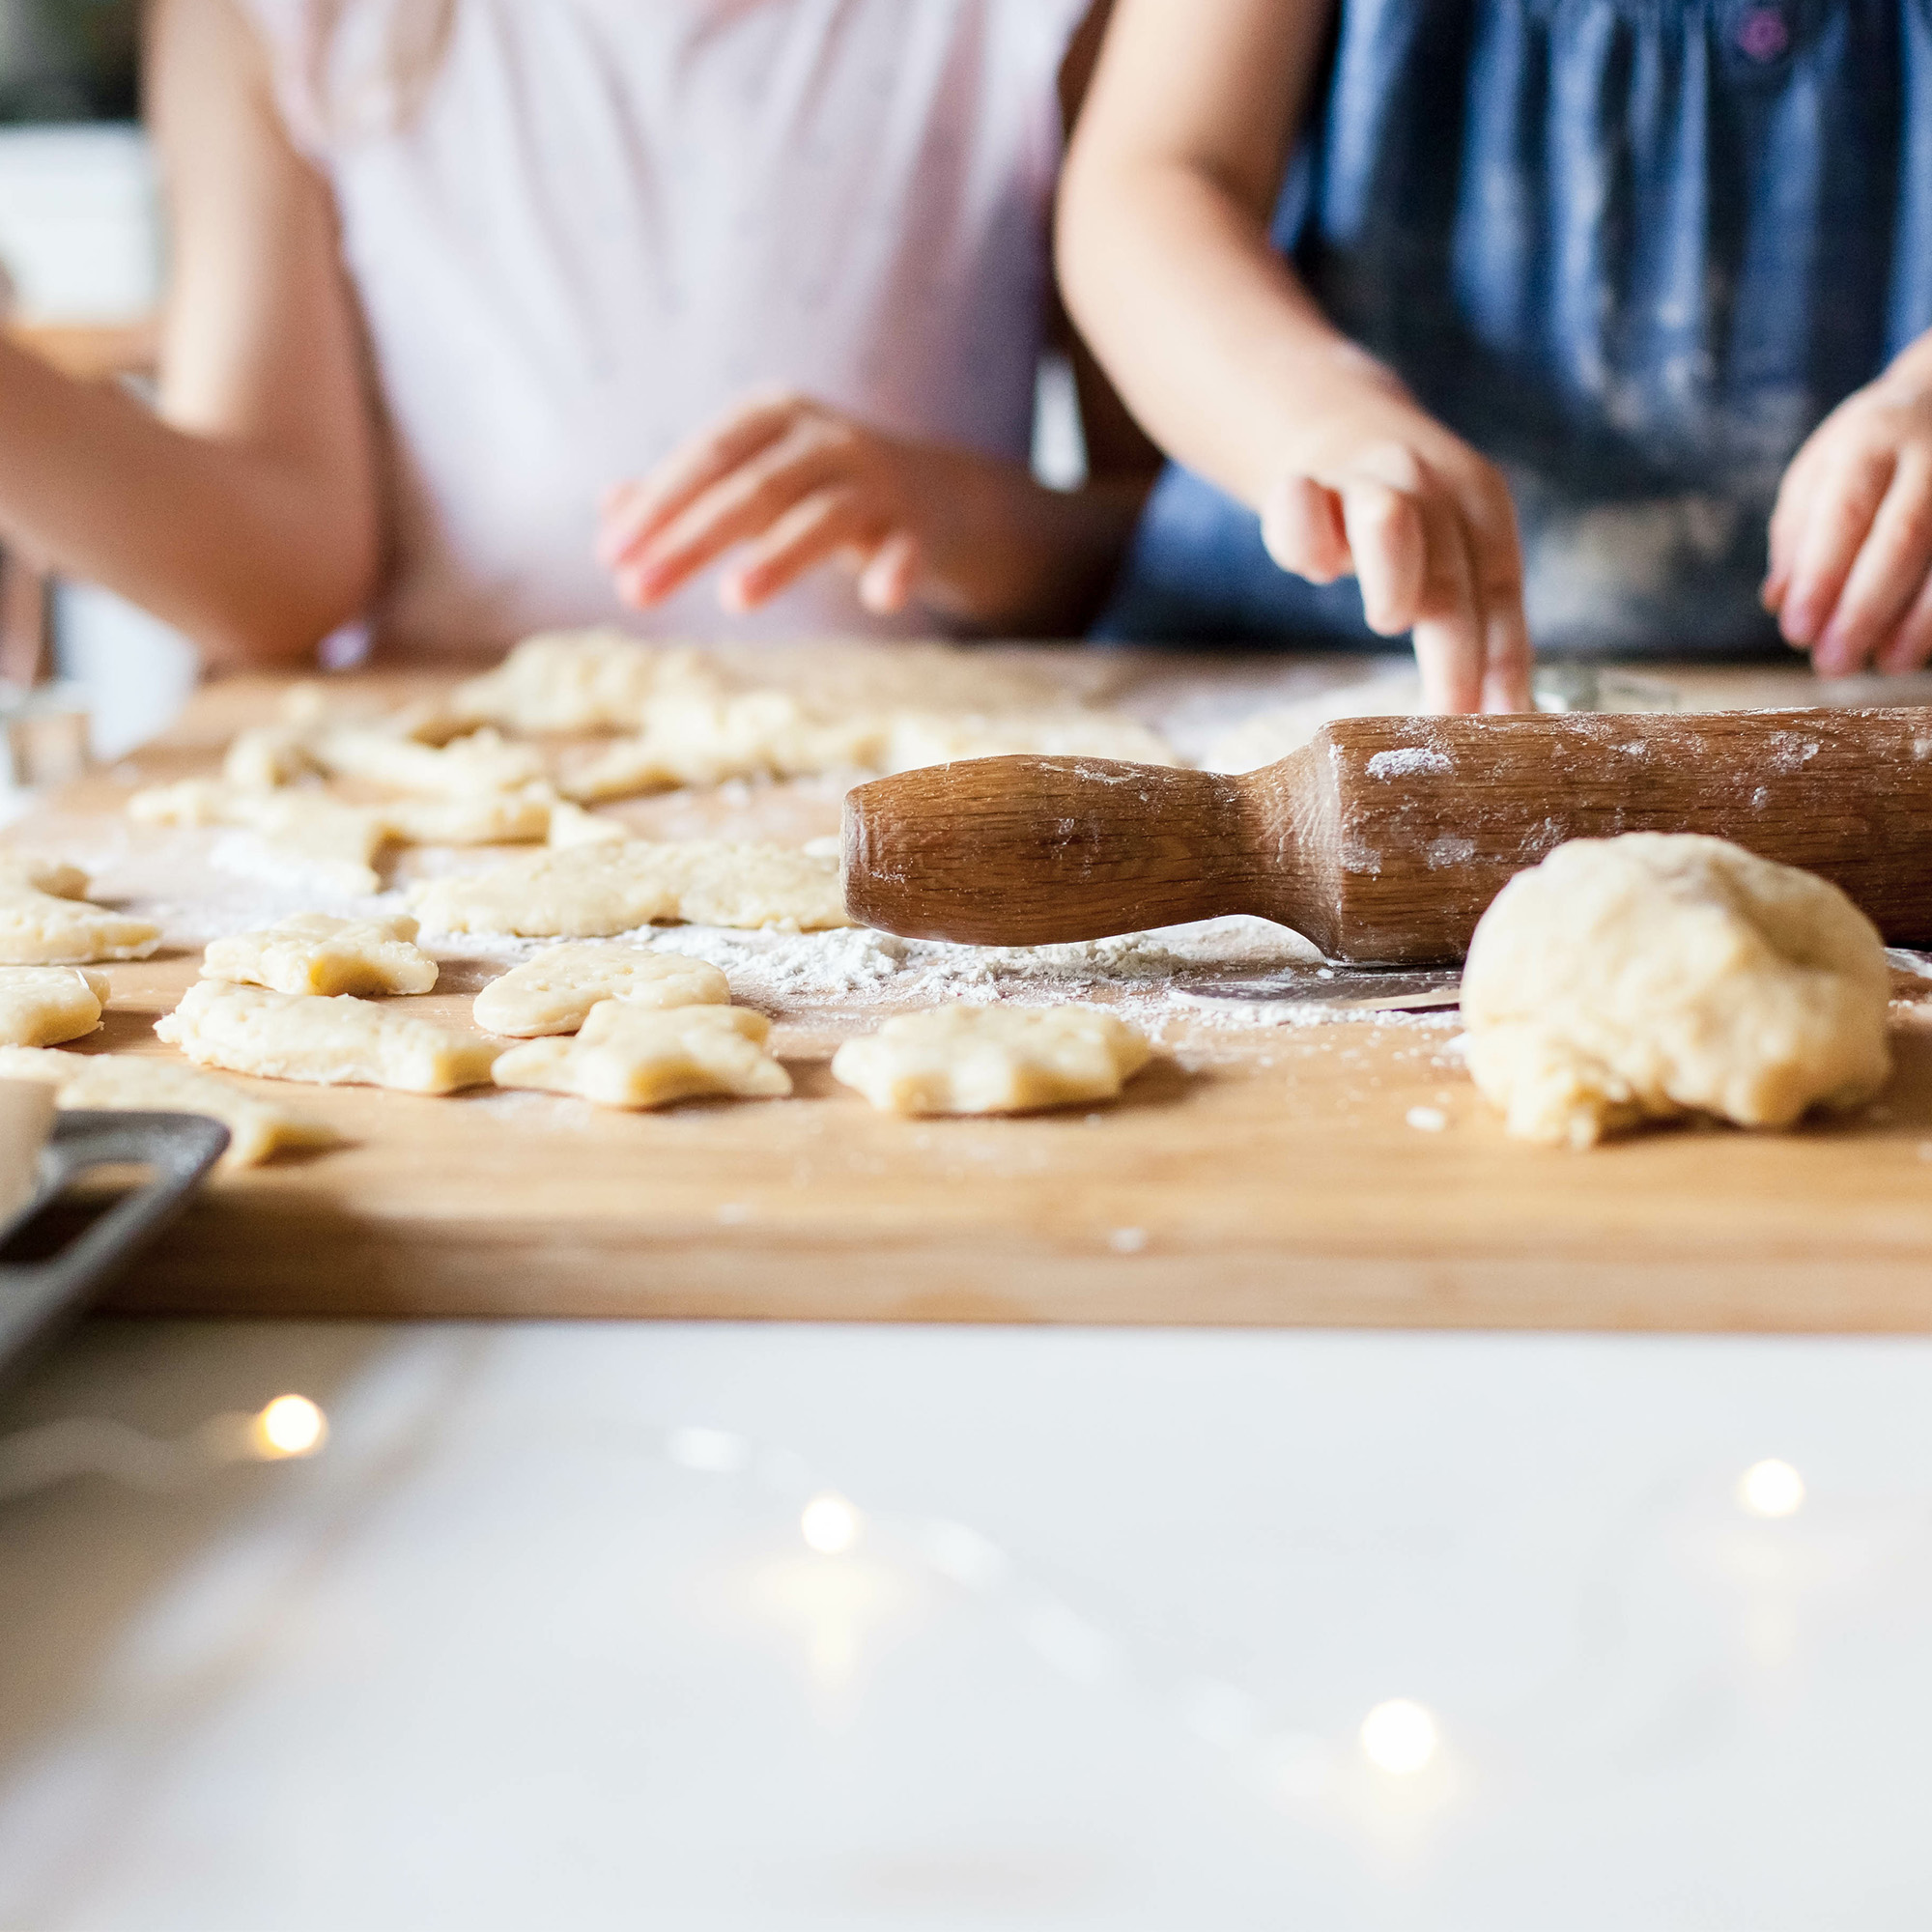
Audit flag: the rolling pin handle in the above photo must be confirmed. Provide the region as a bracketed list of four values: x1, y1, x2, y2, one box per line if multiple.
[841, 754, 1311, 945]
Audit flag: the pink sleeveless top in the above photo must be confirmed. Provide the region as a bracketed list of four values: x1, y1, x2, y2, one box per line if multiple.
[242, 0, 1089, 657]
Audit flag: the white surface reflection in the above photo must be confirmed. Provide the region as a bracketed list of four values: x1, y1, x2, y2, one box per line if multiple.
[799, 1492, 862, 1556]
[1359, 1699, 1438, 1775]
[1737, 1458, 1805, 1519]
[0, 1322, 1928, 1929]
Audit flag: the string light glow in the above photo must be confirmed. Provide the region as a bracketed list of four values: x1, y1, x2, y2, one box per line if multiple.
[1737, 1458, 1804, 1519]
[250, 1395, 327, 1461]
[1359, 1699, 1438, 1776]
[800, 1492, 862, 1555]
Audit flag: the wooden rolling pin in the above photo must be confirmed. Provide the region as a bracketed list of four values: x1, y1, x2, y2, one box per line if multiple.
[841, 707, 1932, 965]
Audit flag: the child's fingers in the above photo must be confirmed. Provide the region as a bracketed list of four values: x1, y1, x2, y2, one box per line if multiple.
[1876, 562, 1932, 674]
[1261, 474, 1350, 583]
[1439, 463, 1532, 711]
[1777, 443, 1896, 647]
[857, 530, 922, 614]
[619, 430, 847, 605]
[597, 394, 803, 567]
[1764, 440, 1825, 617]
[1339, 479, 1426, 634]
[1480, 595, 1534, 712]
[1811, 451, 1932, 675]
[718, 486, 880, 611]
[1409, 499, 1486, 714]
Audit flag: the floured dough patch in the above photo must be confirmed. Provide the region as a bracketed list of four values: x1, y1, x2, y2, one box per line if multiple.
[130, 779, 388, 895]
[202, 913, 439, 998]
[1462, 833, 1892, 1147]
[493, 1001, 791, 1108]
[831, 1004, 1153, 1115]
[0, 863, 160, 965]
[412, 840, 850, 936]
[0, 966, 110, 1045]
[129, 777, 554, 887]
[474, 943, 729, 1037]
[157, 982, 501, 1094]
[0, 1045, 342, 1167]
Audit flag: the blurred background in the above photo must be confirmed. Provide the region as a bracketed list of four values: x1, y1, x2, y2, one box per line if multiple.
[0, 0, 138, 123]
[0, 0, 195, 763]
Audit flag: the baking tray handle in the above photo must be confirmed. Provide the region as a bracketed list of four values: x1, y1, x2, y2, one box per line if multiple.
[0, 1111, 231, 1378]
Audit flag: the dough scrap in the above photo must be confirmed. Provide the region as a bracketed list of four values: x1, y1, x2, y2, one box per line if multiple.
[474, 942, 729, 1037]
[279, 683, 464, 744]
[202, 913, 439, 998]
[493, 1001, 791, 1108]
[130, 779, 388, 895]
[1462, 833, 1892, 1147]
[554, 689, 887, 800]
[310, 725, 548, 798]
[546, 800, 631, 848]
[0, 864, 160, 965]
[0, 856, 92, 900]
[222, 724, 322, 791]
[831, 1004, 1153, 1115]
[451, 630, 721, 733]
[376, 788, 554, 845]
[443, 629, 1175, 798]
[0, 967, 111, 1045]
[884, 711, 1175, 773]
[0, 1045, 342, 1167]
[156, 982, 501, 1094]
[412, 840, 850, 936]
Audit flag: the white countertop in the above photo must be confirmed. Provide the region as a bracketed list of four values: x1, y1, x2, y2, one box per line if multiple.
[0, 1319, 1926, 1930]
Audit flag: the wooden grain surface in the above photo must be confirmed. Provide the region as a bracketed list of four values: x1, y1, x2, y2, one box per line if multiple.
[14, 650, 1932, 1333]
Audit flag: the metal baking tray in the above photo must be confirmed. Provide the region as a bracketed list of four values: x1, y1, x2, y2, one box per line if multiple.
[0, 1111, 229, 1384]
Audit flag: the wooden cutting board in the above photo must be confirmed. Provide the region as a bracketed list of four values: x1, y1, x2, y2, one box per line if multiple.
[16, 651, 1932, 1334]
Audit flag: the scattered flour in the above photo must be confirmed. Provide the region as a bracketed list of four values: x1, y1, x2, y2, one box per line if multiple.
[1367, 747, 1454, 780]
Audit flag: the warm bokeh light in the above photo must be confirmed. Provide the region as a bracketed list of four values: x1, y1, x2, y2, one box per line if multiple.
[250, 1394, 327, 1461]
[800, 1492, 862, 1555]
[1359, 1698, 1438, 1776]
[1737, 1458, 1805, 1519]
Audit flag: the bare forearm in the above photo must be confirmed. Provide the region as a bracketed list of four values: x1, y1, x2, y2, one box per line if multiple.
[1059, 157, 1404, 512]
[918, 452, 1151, 635]
[0, 337, 376, 665]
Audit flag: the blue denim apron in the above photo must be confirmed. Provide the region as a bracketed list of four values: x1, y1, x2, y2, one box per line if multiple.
[1097, 0, 1932, 655]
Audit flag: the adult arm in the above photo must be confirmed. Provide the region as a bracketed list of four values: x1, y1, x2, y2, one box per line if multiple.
[0, 0, 381, 666]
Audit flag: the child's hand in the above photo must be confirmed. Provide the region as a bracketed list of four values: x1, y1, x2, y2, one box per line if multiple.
[1258, 396, 1533, 714]
[598, 393, 924, 615]
[1765, 356, 1932, 676]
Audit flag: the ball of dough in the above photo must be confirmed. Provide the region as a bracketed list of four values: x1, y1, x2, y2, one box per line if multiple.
[1462, 834, 1891, 1148]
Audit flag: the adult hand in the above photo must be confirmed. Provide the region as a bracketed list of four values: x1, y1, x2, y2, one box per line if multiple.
[1765, 352, 1932, 676]
[597, 392, 924, 616]
[1258, 396, 1533, 714]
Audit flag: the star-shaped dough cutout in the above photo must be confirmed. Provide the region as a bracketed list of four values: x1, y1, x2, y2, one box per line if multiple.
[831, 1004, 1151, 1115]
[492, 1002, 791, 1109]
